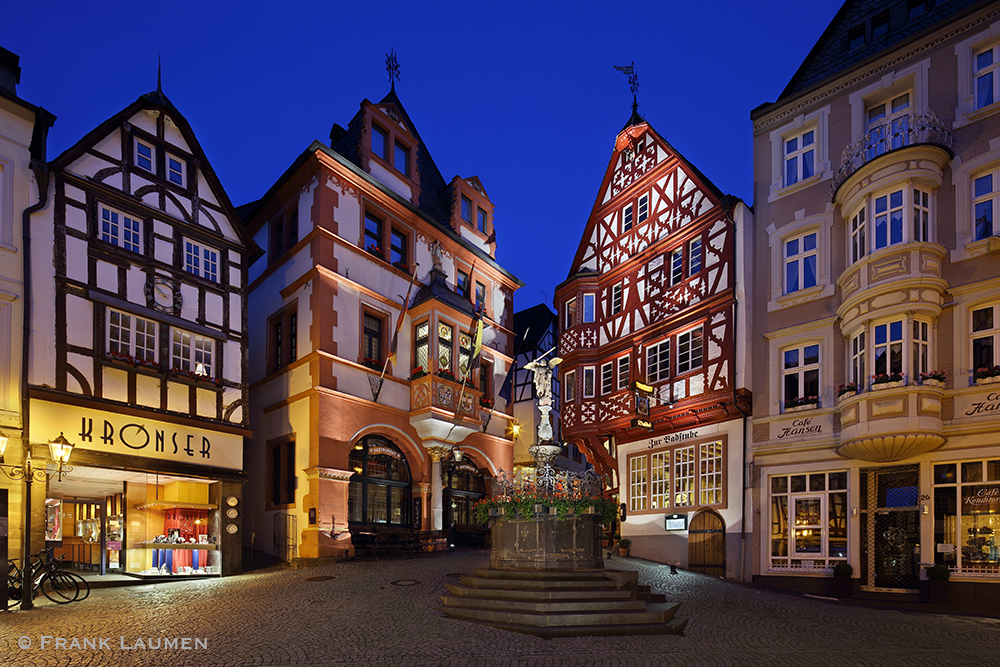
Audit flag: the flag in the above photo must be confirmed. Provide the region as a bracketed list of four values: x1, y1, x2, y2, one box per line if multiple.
[468, 310, 483, 376]
[371, 263, 419, 403]
[498, 361, 515, 404]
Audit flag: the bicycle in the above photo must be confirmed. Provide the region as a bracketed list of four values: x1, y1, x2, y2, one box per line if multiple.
[5, 551, 80, 608]
[41, 550, 90, 601]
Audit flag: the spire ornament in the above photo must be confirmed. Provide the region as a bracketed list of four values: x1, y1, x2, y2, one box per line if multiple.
[386, 48, 400, 91]
[613, 61, 639, 113]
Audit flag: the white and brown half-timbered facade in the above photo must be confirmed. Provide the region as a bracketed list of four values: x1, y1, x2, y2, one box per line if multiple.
[556, 111, 752, 577]
[242, 86, 521, 563]
[27, 88, 254, 578]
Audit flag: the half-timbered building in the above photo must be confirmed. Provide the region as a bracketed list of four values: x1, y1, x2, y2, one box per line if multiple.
[556, 110, 752, 577]
[750, 0, 1000, 615]
[26, 86, 254, 578]
[242, 84, 520, 563]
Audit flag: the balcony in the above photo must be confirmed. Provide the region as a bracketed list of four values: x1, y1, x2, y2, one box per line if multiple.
[832, 111, 953, 197]
[837, 377, 945, 462]
[409, 372, 485, 445]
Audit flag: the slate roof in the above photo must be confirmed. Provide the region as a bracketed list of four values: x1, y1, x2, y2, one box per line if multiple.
[513, 304, 556, 351]
[779, 0, 989, 102]
[410, 266, 477, 318]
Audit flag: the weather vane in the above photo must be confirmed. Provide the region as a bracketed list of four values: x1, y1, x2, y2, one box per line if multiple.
[614, 61, 639, 112]
[386, 48, 400, 91]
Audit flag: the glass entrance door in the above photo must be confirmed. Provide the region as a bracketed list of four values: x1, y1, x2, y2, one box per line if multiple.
[860, 465, 921, 592]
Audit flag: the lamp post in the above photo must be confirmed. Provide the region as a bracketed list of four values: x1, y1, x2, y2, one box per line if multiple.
[0, 432, 74, 610]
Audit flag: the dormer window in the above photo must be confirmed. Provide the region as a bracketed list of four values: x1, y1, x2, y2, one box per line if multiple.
[135, 139, 153, 172]
[477, 207, 487, 234]
[461, 196, 472, 225]
[872, 11, 889, 39]
[167, 154, 185, 186]
[394, 141, 410, 177]
[371, 124, 388, 161]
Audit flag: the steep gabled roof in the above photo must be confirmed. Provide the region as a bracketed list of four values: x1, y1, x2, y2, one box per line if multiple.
[514, 304, 556, 351]
[779, 0, 987, 102]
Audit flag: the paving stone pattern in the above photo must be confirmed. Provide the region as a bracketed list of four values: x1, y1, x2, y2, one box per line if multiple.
[2, 552, 999, 666]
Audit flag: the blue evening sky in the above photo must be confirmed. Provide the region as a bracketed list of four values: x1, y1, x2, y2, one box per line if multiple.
[4, 0, 843, 310]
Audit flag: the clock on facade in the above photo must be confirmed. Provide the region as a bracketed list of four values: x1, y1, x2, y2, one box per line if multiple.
[144, 276, 182, 313]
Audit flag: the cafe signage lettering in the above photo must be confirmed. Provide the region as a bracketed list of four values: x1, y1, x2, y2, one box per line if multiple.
[965, 487, 1000, 507]
[777, 417, 823, 439]
[647, 429, 700, 449]
[964, 391, 1000, 417]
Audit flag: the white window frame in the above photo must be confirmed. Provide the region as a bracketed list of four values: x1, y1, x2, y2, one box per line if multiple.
[601, 361, 614, 395]
[166, 153, 185, 187]
[782, 343, 820, 410]
[617, 355, 630, 390]
[689, 237, 702, 275]
[582, 366, 595, 399]
[582, 294, 596, 324]
[669, 248, 684, 286]
[628, 454, 648, 512]
[622, 204, 633, 232]
[784, 231, 817, 294]
[951, 151, 1000, 262]
[135, 138, 153, 172]
[677, 327, 703, 375]
[972, 303, 1000, 374]
[973, 167, 998, 242]
[954, 25, 1000, 129]
[646, 340, 670, 384]
[611, 283, 623, 315]
[699, 441, 723, 506]
[847, 185, 935, 264]
[783, 127, 816, 187]
[638, 194, 649, 223]
[674, 445, 695, 508]
[650, 450, 670, 511]
[99, 204, 142, 254]
[564, 370, 576, 402]
[565, 297, 577, 329]
[184, 238, 219, 282]
[171, 328, 215, 378]
[850, 331, 866, 388]
[766, 214, 834, 311]
[768, 471, 849, 570]
[767, 106, 831, 202]
[864, 91, 912, 160]
[107, 308, 157, 363]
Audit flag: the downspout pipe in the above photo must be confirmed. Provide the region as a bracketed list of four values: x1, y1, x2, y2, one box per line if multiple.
[19, 107, 54, 610]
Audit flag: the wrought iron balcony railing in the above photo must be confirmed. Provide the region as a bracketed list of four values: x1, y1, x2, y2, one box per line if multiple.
[832, 111, 953, 195]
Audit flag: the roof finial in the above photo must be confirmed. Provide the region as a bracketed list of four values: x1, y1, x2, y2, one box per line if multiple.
[613, 61, 639, 114]
[157, 55, 162, 94]
[386, 48, 400, 92]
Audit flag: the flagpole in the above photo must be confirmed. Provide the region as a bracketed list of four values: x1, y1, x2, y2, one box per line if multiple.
[369, 262, 419, 403]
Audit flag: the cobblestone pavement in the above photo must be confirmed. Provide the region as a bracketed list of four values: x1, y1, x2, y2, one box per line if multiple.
[3, 552, 999, 666]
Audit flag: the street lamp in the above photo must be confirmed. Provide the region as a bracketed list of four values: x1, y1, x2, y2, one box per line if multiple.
[0, 432, 75, 610]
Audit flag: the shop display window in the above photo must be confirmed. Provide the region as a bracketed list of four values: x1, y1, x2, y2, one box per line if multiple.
[933, 459, 1000, 575]
[45, 498, 62, 541]
[768, 470, 848, 572]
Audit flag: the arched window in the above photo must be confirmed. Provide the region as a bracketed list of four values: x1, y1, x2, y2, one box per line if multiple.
[348, 436, 412, 527]
[444, 457, 485, 527]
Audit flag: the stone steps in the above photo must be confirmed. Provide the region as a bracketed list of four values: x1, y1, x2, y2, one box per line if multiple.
[437, 567, 686, 637]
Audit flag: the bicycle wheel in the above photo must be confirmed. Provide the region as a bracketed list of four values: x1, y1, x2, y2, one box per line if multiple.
[40, 572, 79, 603]
[63, 572, 90, 601]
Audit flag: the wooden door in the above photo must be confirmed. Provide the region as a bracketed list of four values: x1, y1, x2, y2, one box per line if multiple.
[689, 510, 725, 576]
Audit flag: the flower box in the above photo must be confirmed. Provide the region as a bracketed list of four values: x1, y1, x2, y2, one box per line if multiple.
[976, 375, 1000, 386]
[872, 380, 904, 391]
[921, 378, 945, 388]
[785, 403, 818, 413]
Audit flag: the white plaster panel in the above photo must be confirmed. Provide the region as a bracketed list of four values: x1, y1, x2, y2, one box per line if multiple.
[103, 173, 122, 191]
[204, 291, 224, 326]
[248, 228, 268, 284]
[228, 293, 241, 334]
[228, 249, 240, 264]
[127, 265, 148, 307]
[65, 295, 93, 349]
[163, 117, 185, 149]
[131, 110, 157, 135]
[154, 220, 172, 237]
[136, 374, 160, 409]
[165, 195, 186, 221]
[369, 161, 412, 200]
[64, 203, 87, 234]
[72, 153, 112, 180]
[155, 238, 173, 264]
[66, 353, 93, 394]
[28, 208, 57, 387]
[65, 236, 89, 284]
[96, 260, 118, 294]
[64, 183, 86, 206]
[197, 174, 219, 207]
[179, 283, 199, 322]
[167, 381, 188, 413]
[223, 341, 242, 385]
[102, 366, 129, 403]
[197, 387, 215, 418]
[205, 206, 237, 240]
[91, 130, 122, 161]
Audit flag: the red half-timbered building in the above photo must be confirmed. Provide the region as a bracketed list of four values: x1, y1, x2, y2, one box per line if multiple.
[556, 110, 753, 576]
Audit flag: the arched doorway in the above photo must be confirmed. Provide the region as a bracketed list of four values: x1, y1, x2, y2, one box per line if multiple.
[689, 510, 726, 577]
[347, 436, 412, 530]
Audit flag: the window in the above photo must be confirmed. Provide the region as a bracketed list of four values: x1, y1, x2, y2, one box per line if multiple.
[769, 471, 848, 569]
[167, 154, 185, 186]
[477, 207, 487, 234]
[873, 320, 903, 377]
[650, 451, 670, 510]
[674, 446, 695, 507]
[390, 228, 408, 271]
[784, 128, 815, 186]
[689, 238, 702, 275]
[913, 189, 930, 242]
[670, 248, 684, 286]
[975, 43, 998, 110]
[135, 139, 153, 172]
[783, 344, 819, 409]
[866, 93, 910, 159]
[601, 362, 614, 395]
[171, 329, 214, 378]
[851, 209, 866, 263]
[784, 232, 817, 293]
[582, 366, 595, 399]
[847, 23, 865, 51]
[623, 204, 633, 232]
[565, 297, 577, 329]
[611, 283, 623, 315]
[348, 436, 412, 526]
[933, 459, 1000, 572]
[371, 124, 388, 160]
[617, 355, 630, 390]
[907, 0, 932, 22]
[564, 370, 576, 402]
[457, 270, 470, 299]
[479, 361, 492, 397]
[582, 294, 595, 323]
[438, 323, 453, 373]
[848, 186, 932, 262]
[874, 189, 904, 249]
[100, 205, 141, 253]
[364, 212, 383, 258]
[461, 196, 472, 225]
[699, 441, 723, 506]
[913, 320, 930, 377]
[629, 455, 648, 512]
[647, 340, 670, 384]
[475, 282, 486, 312]
[270, 307, 298, 372]
[872, 11, 889, 39]
[267, 438, 296, 508]
[184, 240, 219, 282]
[363, 311, 384, 364]
[851, 332, 866, 387]
[270, 214, 284, 261]
[638, 195, 649, 222]
[107, 309, 156, 363]
[972, 305, 998, 372]
[677, 327, 703, 375]
[973, 170, 997, 241]
[458, 329, 474, 380]
[414, 322, 429, 374]
[394, 141, 409, 176]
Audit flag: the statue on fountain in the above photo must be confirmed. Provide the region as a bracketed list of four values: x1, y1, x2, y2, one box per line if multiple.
[524, 349, 563, 464]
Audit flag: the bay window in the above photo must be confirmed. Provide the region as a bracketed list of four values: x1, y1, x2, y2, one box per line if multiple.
[847, 186, 934, 263]
[601, 361, 613, 395]
[582, 294, 596, 323]
[414, 322, 429, 374]
[582, 366, 595, 399]
[438, 323, 453, 373]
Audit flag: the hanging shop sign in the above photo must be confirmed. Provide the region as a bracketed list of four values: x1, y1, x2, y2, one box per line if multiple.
[30, 400, 242, 470]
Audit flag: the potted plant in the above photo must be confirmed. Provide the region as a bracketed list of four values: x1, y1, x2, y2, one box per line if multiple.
[974, 365, 1000, 385]
[366, 244, 383, 260]
[617, 538, 632, 557]
[919, 370, 947, 387]
[479, 396, 494, 410]
[392, 260, 410, 274]
[837, 382, 857, 400]
[926, 563, 950, 606]
[437, 369, 456, 382]
[871, 371, 904, 390]
[410, 365, 427, 380]
[832, 561, 853, 599]
[784, 395, 819, 413]
[362, 357, 382, 372]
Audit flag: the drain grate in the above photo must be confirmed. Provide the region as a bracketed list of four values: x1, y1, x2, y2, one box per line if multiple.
[391, 579, 420, 586]
[304, 576, 336, 582]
